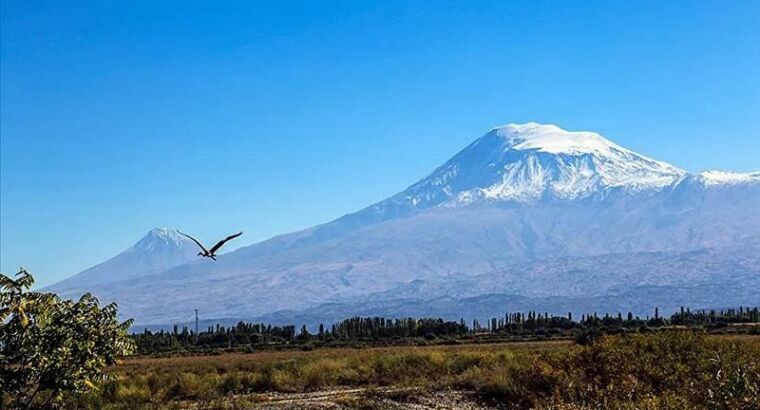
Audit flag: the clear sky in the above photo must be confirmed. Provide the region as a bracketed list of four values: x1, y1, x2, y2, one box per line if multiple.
[1, 1, 759, 287]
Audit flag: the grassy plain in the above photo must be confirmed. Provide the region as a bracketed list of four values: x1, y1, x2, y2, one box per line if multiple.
[67, 333, 759, 409]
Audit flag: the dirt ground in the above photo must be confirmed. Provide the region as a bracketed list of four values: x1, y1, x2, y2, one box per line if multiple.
[221, 387, 498, 410]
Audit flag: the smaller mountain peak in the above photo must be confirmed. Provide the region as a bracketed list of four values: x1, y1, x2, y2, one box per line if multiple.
[47, 227, 198, 291]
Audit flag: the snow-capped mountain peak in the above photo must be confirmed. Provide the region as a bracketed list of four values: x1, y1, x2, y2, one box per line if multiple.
[369, 123, 686, 216]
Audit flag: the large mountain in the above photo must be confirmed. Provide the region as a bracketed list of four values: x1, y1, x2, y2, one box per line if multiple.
[46, 123, 760, 326]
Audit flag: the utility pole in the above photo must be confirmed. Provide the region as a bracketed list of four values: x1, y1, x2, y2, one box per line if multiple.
[194, 309, 199, 334]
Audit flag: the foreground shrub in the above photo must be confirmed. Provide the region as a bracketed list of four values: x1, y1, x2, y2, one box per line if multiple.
[0, 268, 134, 409]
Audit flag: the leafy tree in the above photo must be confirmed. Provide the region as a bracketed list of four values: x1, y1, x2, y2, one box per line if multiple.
[1, 268, 135, 409]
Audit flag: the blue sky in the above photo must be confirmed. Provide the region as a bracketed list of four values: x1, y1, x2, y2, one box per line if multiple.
[1, 1, 759, 287]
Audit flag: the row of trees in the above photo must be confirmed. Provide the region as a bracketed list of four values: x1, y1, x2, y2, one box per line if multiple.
[132, 306, 760, 353]
[671, 306, 760, 325]
[330, 317, 467, 339]
[473, 306, 760, 334]
[133, 322, 298, 351]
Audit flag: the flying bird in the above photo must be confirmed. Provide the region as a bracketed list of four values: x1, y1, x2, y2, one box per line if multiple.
[179, 231, 243, 260]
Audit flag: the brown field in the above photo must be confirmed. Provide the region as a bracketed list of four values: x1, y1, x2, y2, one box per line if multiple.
[66, 333, 759, 409]
[120, 339, 572, 372]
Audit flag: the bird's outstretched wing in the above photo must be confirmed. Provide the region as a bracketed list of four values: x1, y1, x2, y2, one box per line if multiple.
[178, 231, 208, 254]
[209, 231, 243, 254]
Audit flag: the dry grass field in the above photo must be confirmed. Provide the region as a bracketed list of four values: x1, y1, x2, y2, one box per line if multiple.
[65, 333, 759, 409]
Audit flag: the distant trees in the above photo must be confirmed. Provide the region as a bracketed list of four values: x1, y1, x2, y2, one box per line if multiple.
[130, 305, 760, 354]
[133, 321, 298, 352]
[0, 268, 134, 409]
[329, 317, 466, 339]
[671, 305, 760, 326]
[132, 317, 469, 353]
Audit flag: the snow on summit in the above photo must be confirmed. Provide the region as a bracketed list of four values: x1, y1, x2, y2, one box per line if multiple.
[133, 228, 189, 253]
[373, 122, 687, 212]
[493, 122, 620, 155]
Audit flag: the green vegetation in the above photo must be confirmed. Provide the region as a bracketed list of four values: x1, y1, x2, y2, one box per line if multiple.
[65, 332, 758, 409]
[133, 307, 760, 355]
[0, 269, 135, 409]
[3, 268, 758, 409]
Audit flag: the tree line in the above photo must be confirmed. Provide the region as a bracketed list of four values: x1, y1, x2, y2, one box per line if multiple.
[132, 306, 760, 353]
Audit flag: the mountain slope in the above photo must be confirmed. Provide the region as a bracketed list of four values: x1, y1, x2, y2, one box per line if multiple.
[246, 244, 760, 327]
[50, 123, 760, 325]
